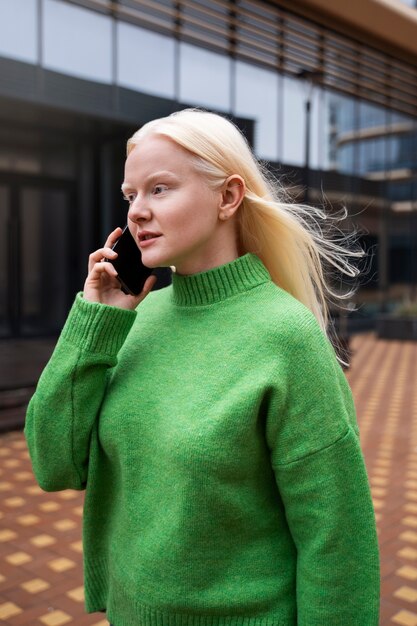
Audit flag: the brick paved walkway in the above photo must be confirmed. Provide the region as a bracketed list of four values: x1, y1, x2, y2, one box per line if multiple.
[0, 331, 416, 624]
[348, 333, 417, 626]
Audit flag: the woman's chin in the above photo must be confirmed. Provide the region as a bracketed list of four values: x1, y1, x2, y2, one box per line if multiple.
[140, 252, 174, 270]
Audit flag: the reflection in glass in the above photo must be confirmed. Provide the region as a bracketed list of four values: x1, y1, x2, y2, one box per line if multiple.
[386, 133, 417, 170]
[327, 93, 356, 135]
[359, 101, 386, 130]
[321, 91, 345, 171]
[234, 61, 278, 161]
[389, 110, 413, 125]
[326, 94, 357, 173]
[338, 144, 355, 175]
[282, 76, 320, 168]
[359, 138, 386, 174]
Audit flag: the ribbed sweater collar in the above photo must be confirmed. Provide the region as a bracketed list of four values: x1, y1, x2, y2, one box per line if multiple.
[171, 253, 271, 306]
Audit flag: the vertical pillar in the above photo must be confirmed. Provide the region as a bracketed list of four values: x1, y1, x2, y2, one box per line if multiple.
[304, 98, 311, 204]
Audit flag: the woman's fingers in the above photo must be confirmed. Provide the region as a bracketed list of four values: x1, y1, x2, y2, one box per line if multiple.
[104, 227, 123, 249]
[83, 259, 120, 304]
[84, 227, 159, 309]
[87, 228, 123, 273]
[89, 261, 118, 281]
[88, 247, 117, 273]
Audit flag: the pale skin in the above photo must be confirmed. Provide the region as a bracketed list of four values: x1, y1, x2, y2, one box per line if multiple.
[83, 134, 246, 310]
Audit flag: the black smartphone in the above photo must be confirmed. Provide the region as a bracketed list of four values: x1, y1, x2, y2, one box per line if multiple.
[106, 225, 154, 295]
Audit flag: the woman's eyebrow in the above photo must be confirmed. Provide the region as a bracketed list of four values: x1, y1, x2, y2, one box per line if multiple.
[121, 170, 179, 193]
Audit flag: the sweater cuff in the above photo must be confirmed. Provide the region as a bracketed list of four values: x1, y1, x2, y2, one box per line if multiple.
[60, 292, 137, 355]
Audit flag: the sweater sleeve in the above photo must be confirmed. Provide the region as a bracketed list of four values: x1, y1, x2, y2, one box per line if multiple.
[266, 313, 380, 625]
[24, 293, 136, 492]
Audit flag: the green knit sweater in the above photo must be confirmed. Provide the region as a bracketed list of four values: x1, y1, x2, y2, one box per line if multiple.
[24, 253, 380, 626]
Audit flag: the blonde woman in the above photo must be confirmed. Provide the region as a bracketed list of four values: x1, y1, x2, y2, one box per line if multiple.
[25, 108, 380, 626]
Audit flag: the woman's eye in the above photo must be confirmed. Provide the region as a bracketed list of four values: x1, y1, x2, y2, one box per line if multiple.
[153, 185, 168, 195]
[122, 185, 167, 202]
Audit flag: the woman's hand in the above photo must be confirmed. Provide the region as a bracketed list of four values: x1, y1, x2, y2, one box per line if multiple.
[83, 227, 157, 310]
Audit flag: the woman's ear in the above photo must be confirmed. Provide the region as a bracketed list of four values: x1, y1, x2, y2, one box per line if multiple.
[218, 175, 246, 221]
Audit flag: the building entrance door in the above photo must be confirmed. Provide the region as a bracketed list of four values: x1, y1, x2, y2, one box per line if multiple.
[0, 175, 77, 338]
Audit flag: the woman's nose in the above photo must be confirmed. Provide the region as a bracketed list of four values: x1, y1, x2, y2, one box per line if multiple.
[127, 197, 152, 223]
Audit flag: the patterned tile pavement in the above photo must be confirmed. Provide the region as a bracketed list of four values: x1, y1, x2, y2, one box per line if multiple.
[0, 331, 416, 624]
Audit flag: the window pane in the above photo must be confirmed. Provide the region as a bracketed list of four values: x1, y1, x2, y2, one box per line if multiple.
[326, 93, 356, 173]
[387, 133, 417, 170]
[334, 94, 357, 133]
[0, 0, 37, 63]
[389, 110, 412, 125]
[234, 61, 278, 161]
[359, 137, 386, 174]
[386, 110, 416, 171]
[359, 101, 386, 130]
[43, 0, 112, 83]
[179, 43, 231, 111]
[354, 104, 390, 177]
[338, 144, 355, 175]
[282, 76, 319, 168]
[320, 90, 336, 171]
[118, 22, 175, 98]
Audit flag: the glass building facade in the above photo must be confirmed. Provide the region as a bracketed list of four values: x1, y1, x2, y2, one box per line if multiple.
[1, 0, 417, 337]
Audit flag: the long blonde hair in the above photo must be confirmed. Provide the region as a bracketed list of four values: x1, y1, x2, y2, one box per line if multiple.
[127, 107, 362, 339]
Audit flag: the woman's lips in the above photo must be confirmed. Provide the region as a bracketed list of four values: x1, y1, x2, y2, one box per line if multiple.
[138, 235, 161, 248]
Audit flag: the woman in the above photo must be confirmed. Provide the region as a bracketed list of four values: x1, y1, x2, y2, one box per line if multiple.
[25, 108, 380, 626]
